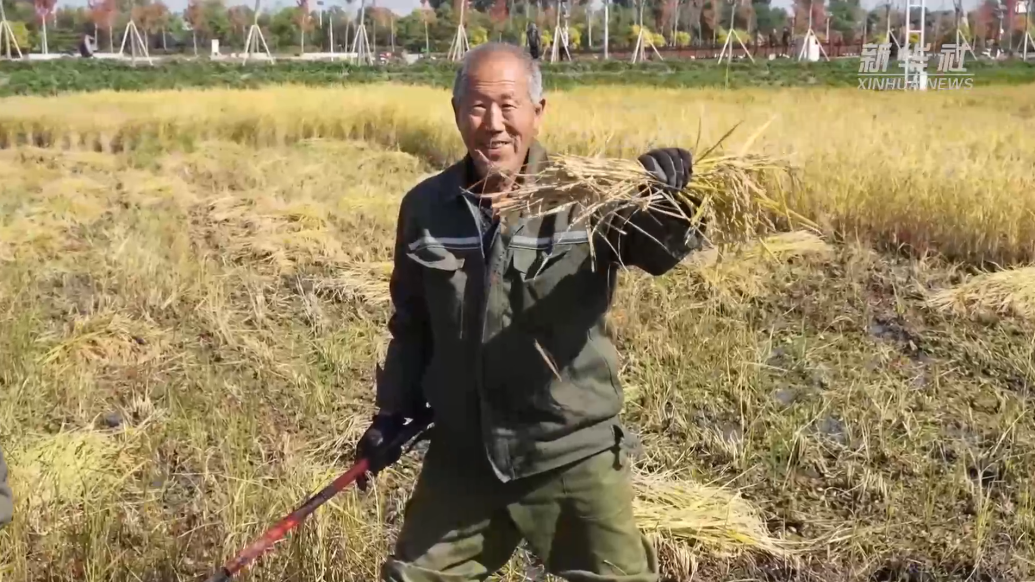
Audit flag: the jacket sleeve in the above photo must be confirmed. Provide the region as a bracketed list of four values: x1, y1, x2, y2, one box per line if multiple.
[606, 194, 706, 276]
[375, 192, 432, 419]
[0, 445, 12, 527]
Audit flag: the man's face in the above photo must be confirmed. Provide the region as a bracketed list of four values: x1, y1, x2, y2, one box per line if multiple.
[453, 53, 546, 183]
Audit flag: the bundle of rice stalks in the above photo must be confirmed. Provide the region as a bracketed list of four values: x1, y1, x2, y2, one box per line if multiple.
[36, 312, 168, 368]
[631, 469, 792, 571]
[7, 430, 143, 525]
[687, 230, 834, 270]
[311, 261, 393, 306]
[927, 266, 1035, 322]
[493, 123, 817, 259]
[685, 231, 834, 300]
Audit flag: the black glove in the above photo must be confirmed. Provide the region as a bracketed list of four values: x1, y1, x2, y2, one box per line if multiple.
[637, 148, 693, 193]
[354, 412, 406, 492]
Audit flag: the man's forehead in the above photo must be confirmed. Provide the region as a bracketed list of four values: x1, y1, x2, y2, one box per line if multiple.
[466, 53, 526, 82]
[466, 78, 523, 95]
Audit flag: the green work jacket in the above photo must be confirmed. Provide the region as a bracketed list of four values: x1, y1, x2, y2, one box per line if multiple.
[376, 143, 704, 482]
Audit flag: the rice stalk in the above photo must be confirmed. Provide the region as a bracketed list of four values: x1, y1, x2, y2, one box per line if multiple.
[489, 126, 817, 260]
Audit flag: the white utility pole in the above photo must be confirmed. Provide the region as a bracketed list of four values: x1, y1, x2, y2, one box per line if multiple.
[243, 0, 274, 61]
[351, 0, 373, 63]
[448, 0, 470, 60]
[0, 2, 24, 59]
[718, 0, 754, 62]
[904, 0, 927, 89]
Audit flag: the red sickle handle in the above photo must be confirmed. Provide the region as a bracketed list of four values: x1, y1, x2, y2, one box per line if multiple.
[212, 458, 370, 581]
[204, 413, 432, 582]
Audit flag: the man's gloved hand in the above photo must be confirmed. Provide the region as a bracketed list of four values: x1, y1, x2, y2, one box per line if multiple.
[638, 148, 693, 193]
[354, 412, 406, 492]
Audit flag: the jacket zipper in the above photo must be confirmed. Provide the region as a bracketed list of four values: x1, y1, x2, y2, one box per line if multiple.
[463, 196, 512, 480]
[461, 197, 497, 342]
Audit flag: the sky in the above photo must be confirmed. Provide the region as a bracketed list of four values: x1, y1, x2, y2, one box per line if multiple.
[59, 0, 988, 20]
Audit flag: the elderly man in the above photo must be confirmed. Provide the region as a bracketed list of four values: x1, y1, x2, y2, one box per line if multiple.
[354, 42, 702, 582]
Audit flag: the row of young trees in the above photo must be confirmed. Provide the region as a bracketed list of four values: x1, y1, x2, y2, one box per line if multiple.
[1, 0, 1030, 55]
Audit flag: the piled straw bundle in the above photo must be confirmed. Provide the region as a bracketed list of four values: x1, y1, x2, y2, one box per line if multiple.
[7, 430, 142, 522]
[491, 124, 818, 260]
[313, 261, 393, 306]
[682, 231, 835, 300]
[927, 266, 1035, 322]
[631, 469, 792, 574]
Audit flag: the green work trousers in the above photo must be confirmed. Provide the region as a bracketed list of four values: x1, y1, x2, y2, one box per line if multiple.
[381, 437, 658, 582]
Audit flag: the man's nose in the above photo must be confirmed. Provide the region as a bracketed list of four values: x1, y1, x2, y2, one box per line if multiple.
[482, 104, 506, 131]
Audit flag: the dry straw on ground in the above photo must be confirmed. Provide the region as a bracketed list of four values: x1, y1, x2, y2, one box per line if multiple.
[6, 428, 789, 572]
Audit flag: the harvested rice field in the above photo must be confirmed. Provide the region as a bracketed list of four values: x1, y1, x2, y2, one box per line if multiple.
[0, 84, 1034, 582]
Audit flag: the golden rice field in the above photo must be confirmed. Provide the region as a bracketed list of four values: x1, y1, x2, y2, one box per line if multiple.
[0, 84, 1034, 582]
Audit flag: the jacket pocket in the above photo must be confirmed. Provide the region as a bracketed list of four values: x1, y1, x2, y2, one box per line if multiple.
[511, 246, 584, 302]
[512, 246, 569, 278]
[406, 246, 465, 272]
[406, 246, 466, 333]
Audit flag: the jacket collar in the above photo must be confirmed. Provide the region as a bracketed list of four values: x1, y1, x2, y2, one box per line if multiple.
[439, 140, 549, 203]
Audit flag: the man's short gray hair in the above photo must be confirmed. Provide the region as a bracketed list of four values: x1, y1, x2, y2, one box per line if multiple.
[451, 43, 543, 104]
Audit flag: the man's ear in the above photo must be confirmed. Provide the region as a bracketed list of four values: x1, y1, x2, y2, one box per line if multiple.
[533, 98, 547, 132]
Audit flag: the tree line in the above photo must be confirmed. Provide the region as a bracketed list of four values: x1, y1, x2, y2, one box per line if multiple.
[1, 0, 1030, 57]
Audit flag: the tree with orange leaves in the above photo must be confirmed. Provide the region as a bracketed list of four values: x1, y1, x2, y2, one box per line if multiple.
[134, 1, 170, 50]
[454, 0, 472, 26]
[1002, 0, 1015, 49]
[736, 0, 756, 35]
[34, 0, 58, 54]
[228, 4, 251, 47]
[369, 6, 395, 51]
[792, 0, 824, 34]
[488, 0, 508, 38]
[685, 0, 705, 41]
[297, 0, 313, 53]
[701, 0, 719, 42]
[88, 0, 117, 52]
[972, 0, 997, 43]
[184, 0, 204, 54]
[657, 0, 676, 37]
[419, 0, 435, 52]
[151, 2, 171, 50]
